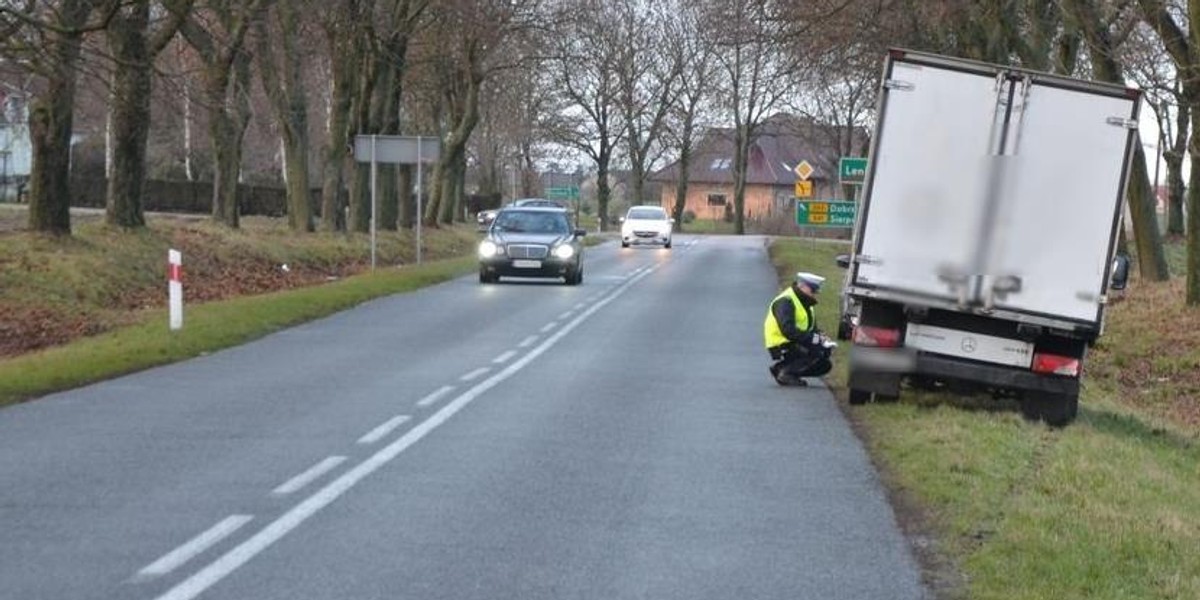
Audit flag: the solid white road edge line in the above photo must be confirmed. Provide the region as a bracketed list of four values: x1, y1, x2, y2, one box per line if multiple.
[356, 416, 412, 445]
[271, 456, 348, 495]
[153, 265, 659, 600]
[135, 515, 253, 581]
[416, 385, 455, 407]
[493, 350, 517, 364]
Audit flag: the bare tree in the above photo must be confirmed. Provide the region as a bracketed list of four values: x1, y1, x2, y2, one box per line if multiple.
[421, 0, 541, 226]
[316, 0, 369, 231]
[545, 0, 625, 231]
[615, 0, 683, 209]
[105, 0, 193, 229]
[705, 0, 798, 235]
[376, 1, 430, 231]
[1122, 18, 1188, 238]
[253, 0, 313, 231]
[1140, 0, 1200, 303]
[0, 0, 120, 234]
[467, 34, 552, 207]
[1062, 0, 1169, 282]
[180, 0, 271, 228]
[662, 1, 717, 229]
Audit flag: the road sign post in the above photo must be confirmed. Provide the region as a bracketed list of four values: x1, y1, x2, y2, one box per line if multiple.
[354, 135, 441, 267]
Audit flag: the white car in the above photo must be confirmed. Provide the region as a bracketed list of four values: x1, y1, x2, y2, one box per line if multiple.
[620, 206, 673, 248]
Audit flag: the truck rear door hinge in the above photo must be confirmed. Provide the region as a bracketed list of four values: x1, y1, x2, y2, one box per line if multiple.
[856, 255, 883, 266]
[884, 79, 914, 91]
[1106, 117, 1138, 130]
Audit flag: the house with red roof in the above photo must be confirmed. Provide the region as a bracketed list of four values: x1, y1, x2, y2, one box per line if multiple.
[650, 114, 868, 221]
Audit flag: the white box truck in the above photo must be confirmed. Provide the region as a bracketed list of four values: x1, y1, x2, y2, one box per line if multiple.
[839, 49, 1139, 426]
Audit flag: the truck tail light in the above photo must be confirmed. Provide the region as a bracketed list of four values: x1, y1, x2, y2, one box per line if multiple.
[1032, 353, 1080, 377]
[853, 325, 901, 348]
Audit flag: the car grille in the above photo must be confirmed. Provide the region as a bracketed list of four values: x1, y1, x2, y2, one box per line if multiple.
[507, 244, 549, 259]
[634, 230, 659, 238]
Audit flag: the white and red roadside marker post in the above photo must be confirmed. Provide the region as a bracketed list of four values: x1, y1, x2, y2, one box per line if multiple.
[168, 249, 183, 331]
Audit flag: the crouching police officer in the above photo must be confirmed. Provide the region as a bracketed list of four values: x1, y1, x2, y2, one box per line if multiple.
[764, 272, 834, 387]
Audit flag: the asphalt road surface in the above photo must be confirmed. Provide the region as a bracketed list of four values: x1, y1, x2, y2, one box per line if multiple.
[0, 235, 926, 600]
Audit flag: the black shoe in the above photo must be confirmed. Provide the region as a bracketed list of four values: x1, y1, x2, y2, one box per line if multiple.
[774, 373, 808, 387]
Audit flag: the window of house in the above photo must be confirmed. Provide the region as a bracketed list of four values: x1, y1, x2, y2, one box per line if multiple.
[707, 193, 727, 206]
[709, 157, 731, 170]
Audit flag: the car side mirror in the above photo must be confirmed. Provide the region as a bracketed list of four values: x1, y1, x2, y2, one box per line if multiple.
[669, 217, 676, 223]
[618, 217, 625, 223]
[1109, 254, 1130, 291]
[835, 254, 852, 269]
[574, 228, 587, 238]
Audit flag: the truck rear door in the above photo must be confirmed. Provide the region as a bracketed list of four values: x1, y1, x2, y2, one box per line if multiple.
[853, 53, 1138, 327]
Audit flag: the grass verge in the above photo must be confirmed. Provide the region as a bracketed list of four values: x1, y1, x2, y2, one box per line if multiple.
[0, 256, 476, 407]
[768, 236, 1200, 600]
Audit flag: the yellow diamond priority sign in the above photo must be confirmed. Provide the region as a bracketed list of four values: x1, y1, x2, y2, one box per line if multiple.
[793, 160, 814, 181]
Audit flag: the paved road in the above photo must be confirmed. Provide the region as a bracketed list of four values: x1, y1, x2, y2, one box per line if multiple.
[0, 235, 925, 600]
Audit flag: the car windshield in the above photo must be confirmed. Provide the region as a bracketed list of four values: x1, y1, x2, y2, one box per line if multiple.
[628, 207, 667, 220]
[492, 210, 570, 234]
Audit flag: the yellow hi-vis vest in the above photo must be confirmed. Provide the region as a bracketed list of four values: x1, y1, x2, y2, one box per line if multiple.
[763, 286, 810, 348]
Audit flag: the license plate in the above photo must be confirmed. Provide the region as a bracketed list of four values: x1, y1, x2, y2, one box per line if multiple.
[513, 259, 542, 269]
[905, 324, 1033, 368]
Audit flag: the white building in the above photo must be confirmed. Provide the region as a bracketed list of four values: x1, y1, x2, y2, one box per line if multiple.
[1, 87, 32, 200]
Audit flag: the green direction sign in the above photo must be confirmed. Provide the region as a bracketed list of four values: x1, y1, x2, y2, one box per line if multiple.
[839, 157, 868, 184]
[796, 200, 857, 227]
[546, 186, 580, 200]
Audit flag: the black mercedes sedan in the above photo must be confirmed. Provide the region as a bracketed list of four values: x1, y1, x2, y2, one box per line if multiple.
[478, 207, 587, 285]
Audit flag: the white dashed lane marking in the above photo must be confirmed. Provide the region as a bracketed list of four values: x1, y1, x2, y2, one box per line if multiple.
[272, 457, 348, 495]
[135, 515, 254, 581]
[356, 416, 411, 445]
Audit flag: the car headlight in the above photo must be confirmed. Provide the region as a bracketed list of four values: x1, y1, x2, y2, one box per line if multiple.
[553, 244, 576, 259]
[479, 240, 501, 258]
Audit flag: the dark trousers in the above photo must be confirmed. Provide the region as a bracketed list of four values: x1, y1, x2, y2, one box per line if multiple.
[769, 342, 832, 380]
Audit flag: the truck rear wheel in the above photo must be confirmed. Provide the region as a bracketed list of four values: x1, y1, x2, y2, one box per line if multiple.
[1020, 391, 1078, 427]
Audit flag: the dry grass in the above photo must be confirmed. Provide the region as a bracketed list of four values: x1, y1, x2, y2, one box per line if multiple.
[1088, 276, 1200, 431]
[0, 206, 480, 357]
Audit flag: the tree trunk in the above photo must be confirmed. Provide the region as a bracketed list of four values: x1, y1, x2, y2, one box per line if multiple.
[321, 43, 354, 232]
[1188, 110, 1200, 304]
[672, 141, 691, 232]
[398, 164, 415, 229]
[28, 77, 79, 235]
[105, 0, 190, 229]
[256, 1, 312, 232]
[1063, 0, 1168, 280]
[596, 152, 612, 231]
[27, 0, 91, 235]
[1166, 155, 1186, 237]
[732, 126, 750, 235]
[429, 68, 481, 226]
[349, 162, 371, 232]
[1128, 144, 1171, 280]
[630, 164, 645, 207]
[105, 2, 151, 229]
[1166, 104, 1188, 237]
[282, 128, 312, 231]
[208, 56, 252, 228]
